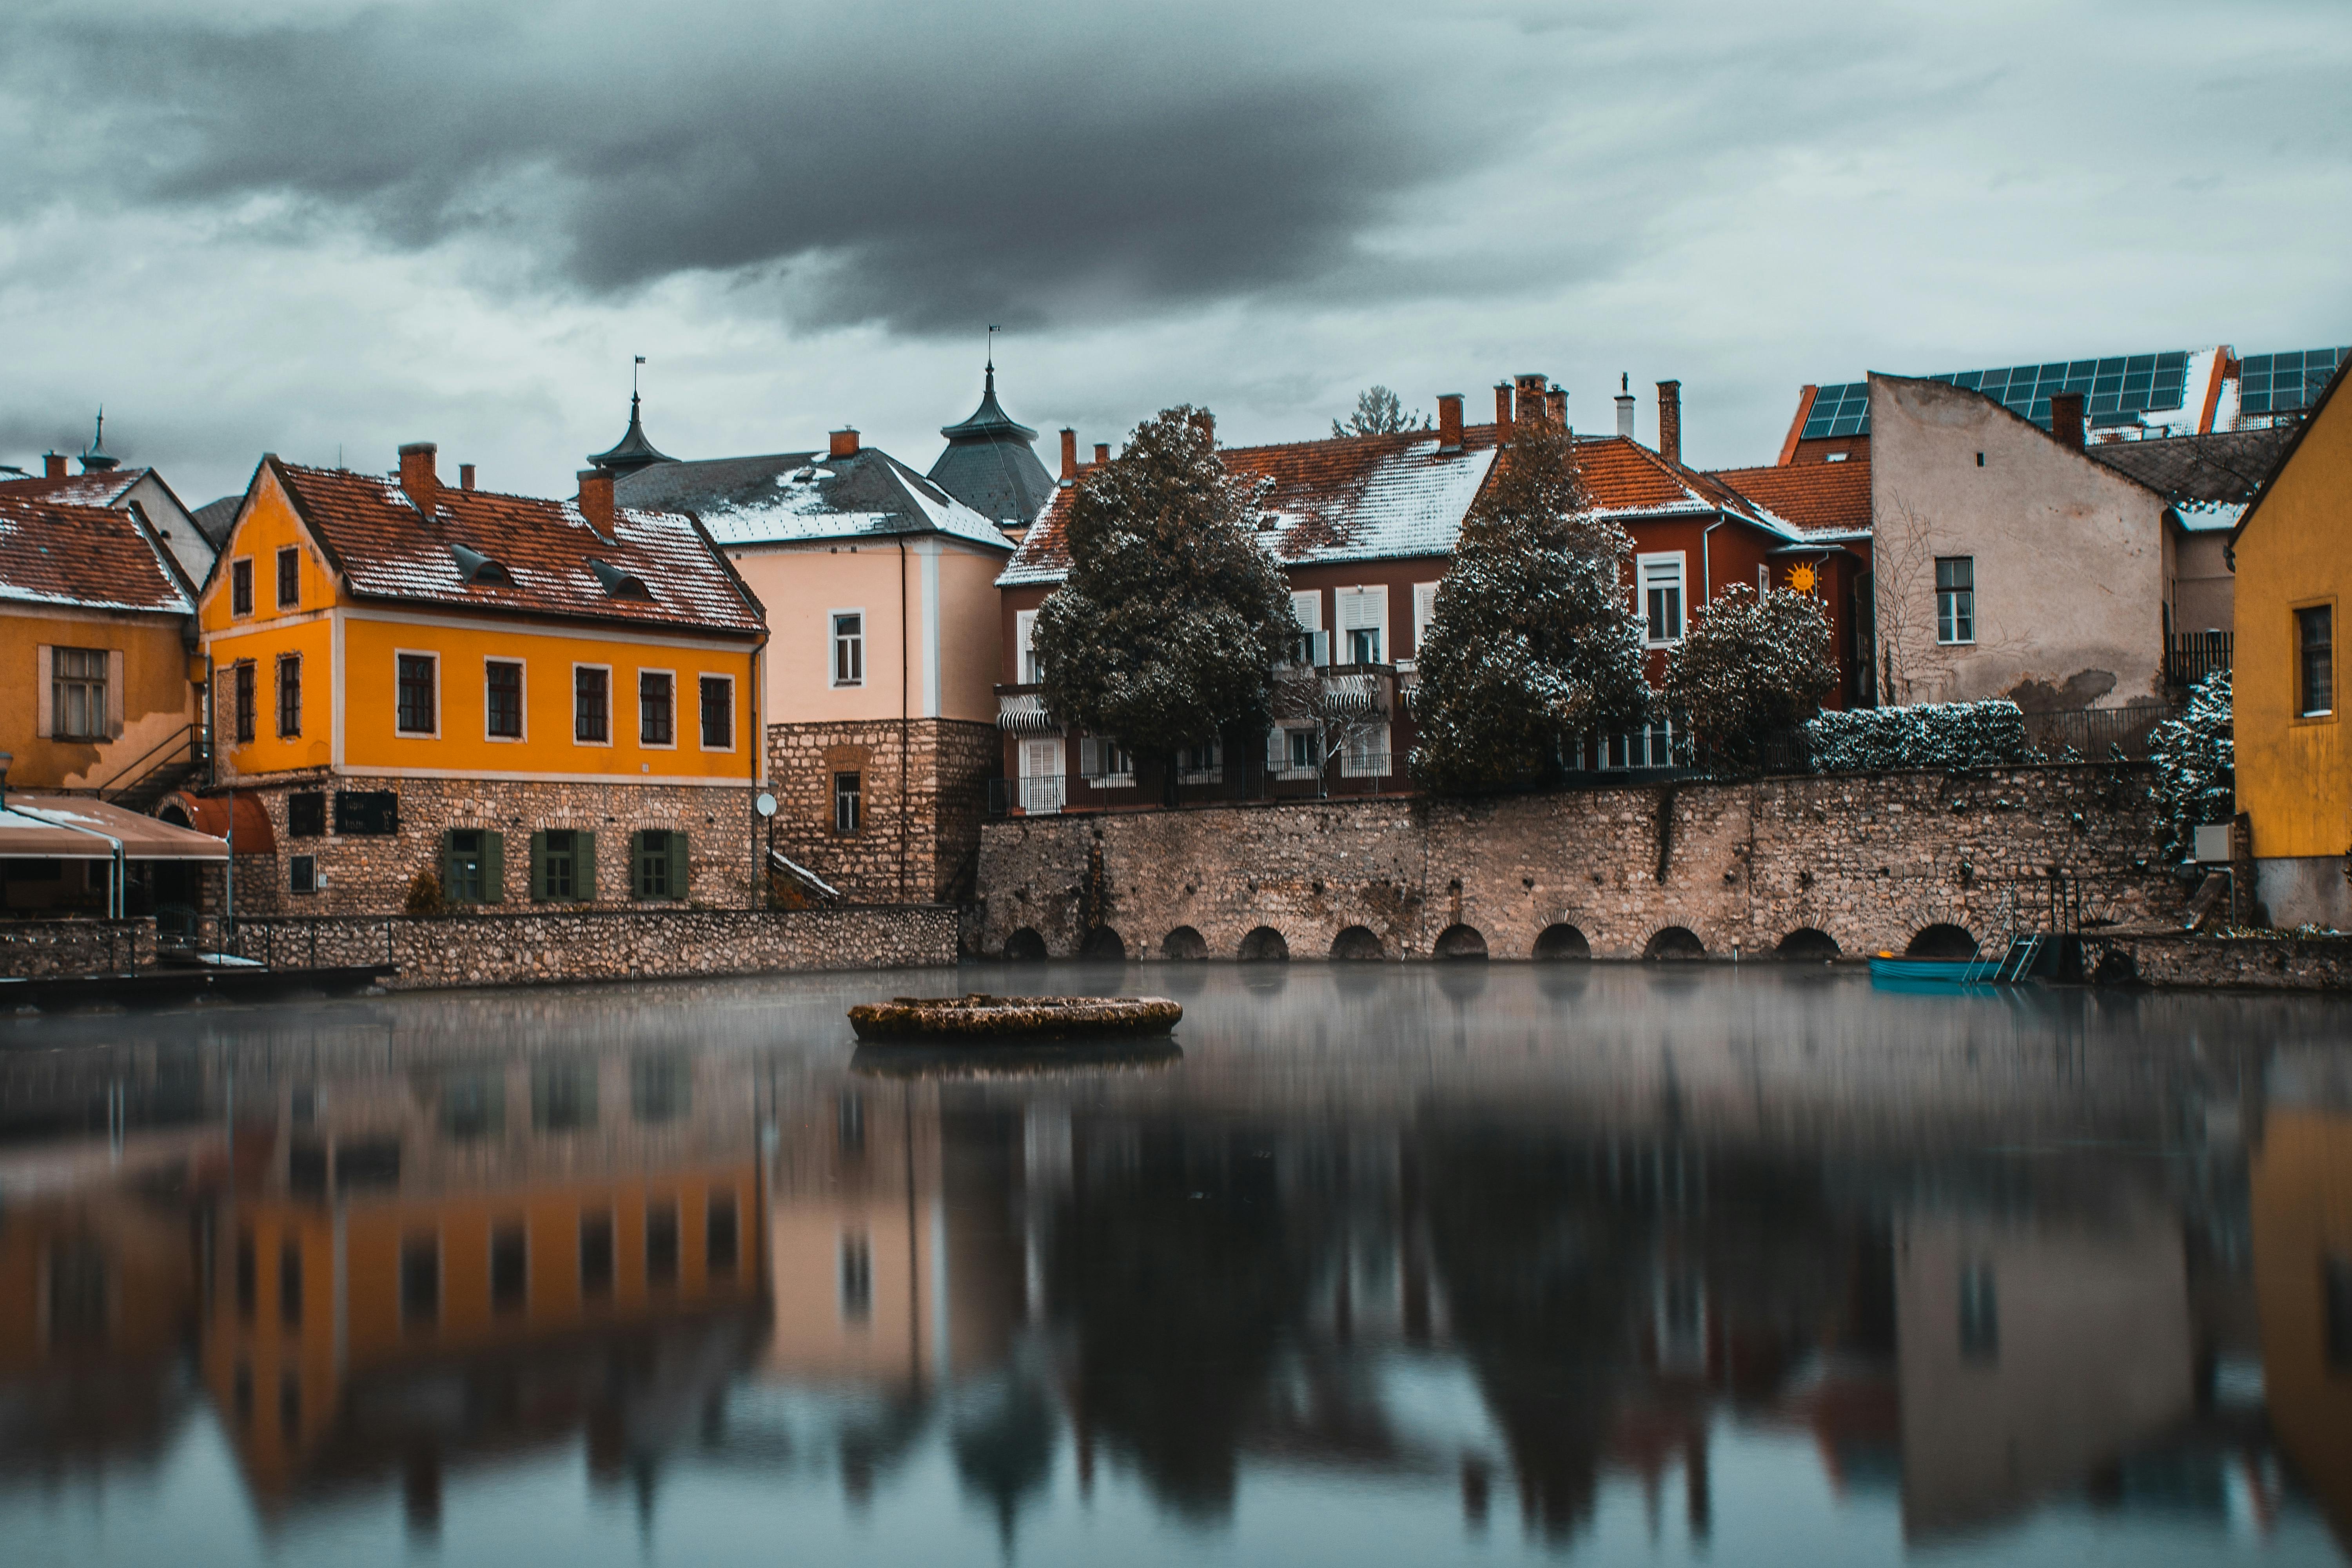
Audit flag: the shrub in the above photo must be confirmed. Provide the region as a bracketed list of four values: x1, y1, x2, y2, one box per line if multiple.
[403, 867, 445, 917]
[1662, 584, 1837, 773]
[2147, 671, 2232, 864]
[1805, 699, 2035, 773]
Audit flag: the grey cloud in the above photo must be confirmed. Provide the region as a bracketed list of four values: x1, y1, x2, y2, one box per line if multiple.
[7, 1, 1498, 333]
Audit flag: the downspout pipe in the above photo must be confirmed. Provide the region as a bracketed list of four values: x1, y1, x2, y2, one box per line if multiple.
[1700, 512, 1728, 610]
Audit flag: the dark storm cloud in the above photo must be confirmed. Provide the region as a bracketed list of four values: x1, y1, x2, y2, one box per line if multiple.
[6, 0, 1492, 332]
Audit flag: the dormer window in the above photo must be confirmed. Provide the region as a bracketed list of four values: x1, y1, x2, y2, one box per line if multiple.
[450, 544, 510, 586]
[588, 558, 651, 600]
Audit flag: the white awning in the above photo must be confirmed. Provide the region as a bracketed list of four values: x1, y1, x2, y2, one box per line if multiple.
[1318, 673, 1381, 719]
[996, 693, 1058, 733]
[0, 797, 229, 860]
[768, 848, 841, 902]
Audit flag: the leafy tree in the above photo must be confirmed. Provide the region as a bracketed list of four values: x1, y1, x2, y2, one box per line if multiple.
[1331, 385, 1428, 438]
[2148, 671, 2233, 863]
[1662, 584, 1837, 772]
[1409, 418, 1650, 793]
[1034, 407, 1294, 789]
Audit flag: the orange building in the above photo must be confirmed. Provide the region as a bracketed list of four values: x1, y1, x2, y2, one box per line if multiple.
[198, 446, 766, 913]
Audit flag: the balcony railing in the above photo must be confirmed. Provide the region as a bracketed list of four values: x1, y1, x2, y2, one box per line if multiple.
[2167, 631, 2231, 690]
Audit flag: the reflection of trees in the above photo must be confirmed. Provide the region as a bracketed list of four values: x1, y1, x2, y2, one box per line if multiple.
[1047, 1122, 1324, 1517]
[951, 1372, 1057, 1548]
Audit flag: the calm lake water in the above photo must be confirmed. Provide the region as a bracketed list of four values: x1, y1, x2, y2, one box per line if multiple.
[3, 962, 2348, 1568]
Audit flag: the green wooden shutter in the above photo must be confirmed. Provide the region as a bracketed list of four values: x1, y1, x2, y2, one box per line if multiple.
[530, 831, 548, 902]
[577, 829, 596, 902]
[483, 831, 505, 904]
[440, 829, 456, 901]
[668, 831, 688, 901]
[628, 830, 646, 900]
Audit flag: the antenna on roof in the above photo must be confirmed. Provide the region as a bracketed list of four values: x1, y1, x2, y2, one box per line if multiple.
[985, 326, 1000, 374]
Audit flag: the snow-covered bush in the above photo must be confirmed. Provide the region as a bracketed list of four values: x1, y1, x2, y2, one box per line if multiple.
[2147, 672, 2233, 864]
[1662, 584, 1837, 772]
[1805, 699, 2035, 773]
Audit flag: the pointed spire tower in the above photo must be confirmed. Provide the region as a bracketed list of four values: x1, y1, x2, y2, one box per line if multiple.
[588, 359, 675, 476]
[79, 408, 119, 474]
[927, 338, 1053, 528]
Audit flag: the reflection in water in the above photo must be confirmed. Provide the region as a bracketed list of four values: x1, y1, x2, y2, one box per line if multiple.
[1, 965, 2348, 1566]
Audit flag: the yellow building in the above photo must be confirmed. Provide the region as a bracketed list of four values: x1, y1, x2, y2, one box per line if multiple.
[199, 446, 767, 913]
[2229, 357, 2352, 927]
[2249, 1102, 2352, 1548]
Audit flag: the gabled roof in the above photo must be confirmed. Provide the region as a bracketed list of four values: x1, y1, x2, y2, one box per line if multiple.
[1710, 457, 1873, 535]
[263, 459, 763, 636]
[1871, 372, 2171, 505]
[2085, 425, 2299, 504]
[617, 446, 1013, 553]
[2229, 351, 2352, 557]
[0, 467, 146, 510]
[0, 494, 194, 614]
[928, 369, 1053, 526]
[998, 422, 1789, 587]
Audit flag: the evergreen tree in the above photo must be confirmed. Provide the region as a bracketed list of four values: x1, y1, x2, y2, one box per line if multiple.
[1662, 584, 1837, 772]
[1331, 385, 1428, 438]
[1409, 419, 1650, 792]
[1034, 408, 1294, 784]
[2148, 671, 2233, 863]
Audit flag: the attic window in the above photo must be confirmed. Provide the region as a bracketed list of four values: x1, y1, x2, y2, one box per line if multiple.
[450, 544, 511, 585]
[588, 558, 651, 600]
[1825, 452, 1849, 463]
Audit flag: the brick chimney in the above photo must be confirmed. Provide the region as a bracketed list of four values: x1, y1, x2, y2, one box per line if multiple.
[1514, 374, 1547, 426]
[1436, 393, 1464, 451]
[1494, 383, 1513, 428]
[459, 463, 476, 492]
[2050, 391, 2085, 449]
[577, 469, 615, 539]
[829, 427, 860, 459]
[1615, 377, 1635, 439]
[1092, 443, 1110, 466]
[398, 442, 439, 517]
[1060, 428, 1078, 481]
[1656, 381, 1682, 466]
[1545, 388, 1568, 428]
[1189, 410, 1214, 446]
[42, 452, 66, 479]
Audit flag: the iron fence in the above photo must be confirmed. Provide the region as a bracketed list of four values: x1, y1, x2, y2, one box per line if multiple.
[2167, 631, 2232, 689]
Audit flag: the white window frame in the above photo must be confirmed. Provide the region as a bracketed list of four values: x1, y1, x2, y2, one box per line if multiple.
[1336, 585, 1388, 666]
[1411, 581, 1439, 661]
[1935, 556, 1976, 646]
[1018, 737, 1065, 815]
[571, 662, 613, 748]
[1340, 722, 1391, 779]
[393, 649, 441, 739]
[831, 610, 866, 688]
[1271, 726, 1321, 781]
[1015, 608, 1042, 684]
[1079, 735, 1135, 789]
[1639, 552, 1687, 647]
[482, 654, 528, 744]
[697, 673, 737, 752]
[637, 667, 678, 750]
[1288, 590, 1326, 668]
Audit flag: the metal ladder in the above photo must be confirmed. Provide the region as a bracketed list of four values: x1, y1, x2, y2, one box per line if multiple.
[1994, 933, 2044, 983]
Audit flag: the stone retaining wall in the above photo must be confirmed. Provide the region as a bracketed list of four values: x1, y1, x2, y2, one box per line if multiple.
[217, 906, 955, 990]
[976, 764, 2178, 962]
[0, 918, 157, 978]
[2083, 932, 2352, 991]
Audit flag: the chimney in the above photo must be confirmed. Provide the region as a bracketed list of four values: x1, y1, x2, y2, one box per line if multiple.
[1614, 376, 1635, 439]
[1514, 374, 1547, 426]
[2050, 390, 2085, 449]
[829, 427, 860, 459]
[1060, 428, 1078, 480]
[1494, 383, 1513, 428]
[1656, 380, 1682, 466]
[42, 452, 66, 479]
[398, 441, 440, 517]
[1545, 387, 1568, 428]
[1189, 410, 1215, 446]
[577, 469, 615, 538]
[459, 463, 476, 492]
[1436, 393, 1464, 451]
[1092, 443, 1110, 466]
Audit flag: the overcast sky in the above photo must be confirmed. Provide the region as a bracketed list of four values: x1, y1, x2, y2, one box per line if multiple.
[3, 0, 2347, 506]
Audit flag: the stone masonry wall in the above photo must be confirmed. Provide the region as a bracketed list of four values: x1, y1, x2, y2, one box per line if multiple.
[2082, 932, 2352, 991]
[225, 773, 760, 917]
[217, 905, 955, 989]
[976, 764, 2178, 961]
[0, 918, 157, 978]
[766, 718, 997, 903]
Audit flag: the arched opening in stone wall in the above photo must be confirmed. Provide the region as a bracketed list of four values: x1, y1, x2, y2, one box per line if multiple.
[1644, 926, 1706, 961]
[1160, 926, 1209, 960]
[1906, 923, 1979, 958]
[1432, 924, 1489, 961]
[1080, 926, 1126, 961]
[1330, 926, 1386, 961]
[1532, 923, 1592, 960]
[1238, 926, 1290, 962]
[1777, 927, 1840, 961]
[1004, 927, 1048, 961]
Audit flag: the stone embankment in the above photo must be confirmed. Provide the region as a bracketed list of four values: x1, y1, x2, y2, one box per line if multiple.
[1, 907, 955, 991]
[0, 919, 158, 978]
[2083, 932, 2352, 991]
[976, 764, 2179, 963]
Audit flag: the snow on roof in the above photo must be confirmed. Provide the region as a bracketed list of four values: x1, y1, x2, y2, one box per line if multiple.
[0, 494, 192, 614]
[2173, 499, 2247, 533]
[618, 447, 1010, 552]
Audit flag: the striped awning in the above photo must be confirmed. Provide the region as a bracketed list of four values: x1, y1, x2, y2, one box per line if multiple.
[1317, 673, 1380, 719]
[996, 693, 1058, 732]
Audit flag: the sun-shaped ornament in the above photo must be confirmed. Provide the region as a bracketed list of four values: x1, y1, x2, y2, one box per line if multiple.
[1785, 563, 1818, 594]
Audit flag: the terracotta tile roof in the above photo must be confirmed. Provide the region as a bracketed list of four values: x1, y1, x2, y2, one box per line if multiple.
[617, 446, 1012, 553]
[0, 494, 193, 614]
[0, 468, 151, 512]
[269, 459, 763, 637]
[1710, 457, 1873, 534]
[999, 423, 1787, 586]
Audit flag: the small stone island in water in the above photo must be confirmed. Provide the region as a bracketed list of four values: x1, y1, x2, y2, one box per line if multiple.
[847, 993, 1182, 1042]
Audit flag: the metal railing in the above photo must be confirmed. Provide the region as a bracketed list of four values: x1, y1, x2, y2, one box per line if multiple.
[69, 723, 209, 804]
[2167, 631, 2232, 689]
[221, 915, 399, 971]
[2018, 704, 2179, 760]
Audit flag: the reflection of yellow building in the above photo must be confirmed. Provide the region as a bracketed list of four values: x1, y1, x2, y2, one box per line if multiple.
[0, 1186, 196, 1381]
[2251, 1105, 2352, 1546]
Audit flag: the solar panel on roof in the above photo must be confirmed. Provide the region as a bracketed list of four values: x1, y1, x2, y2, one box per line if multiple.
[2239, 346, 2348, 415]
[1802, 348, 2216, 440]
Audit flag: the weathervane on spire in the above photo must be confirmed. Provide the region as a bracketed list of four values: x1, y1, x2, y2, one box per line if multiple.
[986, 325, 1000, 373]
[633, 354, 646, 399]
